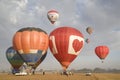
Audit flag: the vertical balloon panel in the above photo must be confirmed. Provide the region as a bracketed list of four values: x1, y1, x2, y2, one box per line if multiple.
[33, 51, 47, 69]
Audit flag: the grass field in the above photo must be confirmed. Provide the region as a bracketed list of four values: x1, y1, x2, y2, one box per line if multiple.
[0, 73, 120, 80]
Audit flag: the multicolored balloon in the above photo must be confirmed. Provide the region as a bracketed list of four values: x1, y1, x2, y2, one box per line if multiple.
[95, 45, 109, 63]
[49, 26, 84, 71]
[12, 27, 49, 66]
[47, 9, 59, 24]
[6, 46, 24, 72]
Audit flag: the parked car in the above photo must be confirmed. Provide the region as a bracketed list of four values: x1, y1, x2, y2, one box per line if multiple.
[15, 72, 27, 76]
[85, 72, 92, 76]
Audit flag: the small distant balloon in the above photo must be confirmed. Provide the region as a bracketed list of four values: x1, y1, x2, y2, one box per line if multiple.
[86, 27, 93, 35]
[47, 9, 59, 24]
[95, 45, 109, 63]
[85, 38, 90, 44]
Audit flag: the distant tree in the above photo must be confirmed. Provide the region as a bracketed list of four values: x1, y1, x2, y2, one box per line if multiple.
[93, 68, 106, 73]
[77, 68, 92, 73]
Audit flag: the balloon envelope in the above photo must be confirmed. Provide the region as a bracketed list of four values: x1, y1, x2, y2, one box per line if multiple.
[86, 27, 93, 35]
[95, 45, 109, 61]
[47, 9, 59, 24]
[12, 27, 49, 66]
[6, 47, 24, 70]
[85, 38, 90, 44]
[49, 26, 84, 70]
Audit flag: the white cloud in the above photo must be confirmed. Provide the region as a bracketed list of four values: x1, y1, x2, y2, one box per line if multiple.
[76, 0, 120, 30]
[12, 0, 28, 9]
[10, 14, 17, 24]
[35, 6, 46, 14]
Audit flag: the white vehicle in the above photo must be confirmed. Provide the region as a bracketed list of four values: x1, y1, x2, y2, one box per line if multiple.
[15, 72, 27, 76]
[85, 72, 92, 76]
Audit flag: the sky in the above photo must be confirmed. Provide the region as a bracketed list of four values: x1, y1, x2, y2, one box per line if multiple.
[0, 0, 120, 71]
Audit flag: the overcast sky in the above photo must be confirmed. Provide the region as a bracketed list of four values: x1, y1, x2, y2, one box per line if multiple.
[0, 0, 120, 71]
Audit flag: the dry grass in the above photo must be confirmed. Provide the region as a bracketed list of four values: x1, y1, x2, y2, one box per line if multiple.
[0, 73, 120, 80]
[94, 73, 120, 80]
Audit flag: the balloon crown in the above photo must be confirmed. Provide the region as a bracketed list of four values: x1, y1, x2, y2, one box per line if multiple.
[17, 27, 47, 34]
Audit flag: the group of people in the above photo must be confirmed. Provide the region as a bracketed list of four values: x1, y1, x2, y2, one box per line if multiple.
[61, 71, 74, 76]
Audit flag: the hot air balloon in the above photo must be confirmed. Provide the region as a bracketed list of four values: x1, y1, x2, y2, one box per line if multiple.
[85, 38, 90, 44]
[86, 27, 93, 35]
[49, 26, 84, 72]
[95, 45, 109, 63]
[47, 9, 59, 24]
[12, 27, 49, 67]
[6, 46, 24, 74]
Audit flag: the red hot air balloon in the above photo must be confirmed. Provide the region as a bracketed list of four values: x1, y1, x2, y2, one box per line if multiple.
[12, 27, 49, 67]
[95, 45, 109, 63]
[47, 9, 59, 24]
[49, 26, 84, 71]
